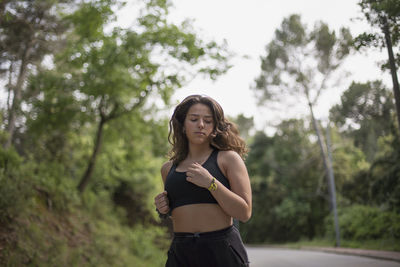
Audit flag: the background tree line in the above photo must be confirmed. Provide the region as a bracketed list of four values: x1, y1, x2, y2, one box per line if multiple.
[240, 0, 400, 249]
[0, 0, 399, 266]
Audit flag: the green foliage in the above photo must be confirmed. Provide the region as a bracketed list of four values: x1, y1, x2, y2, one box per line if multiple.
[325, 205, 400, 241]
[36, 0, 230, 192]
[242, 120, 329, 243]
[252, 18, 354, 245]
[254, 14, 352, 107]
[355, 0, 400, 51]
[32, 160, 81, 212]
[242, 118, 376, 244]
[1, 193, 169, 267]
[82, 197, 169, 267]
[0, 0, 80, 148]
[330, 81, 394, 161]
[230, 114, 254, 141]
[0, 0, 73, 66]
[330, 128, 370, 190]
[246, 11, 398, 249]
[0, 0, 232, 265]
[0, 132, 170, 265]
[3, 1, 399, 263]
[369, 133, 400, 212]
[331, 81, 400, 211]
[89, 222, 168, 267]
[65, 0, 118, 41]
[0, 148, 30, 224]
[354, 0, 400, 135]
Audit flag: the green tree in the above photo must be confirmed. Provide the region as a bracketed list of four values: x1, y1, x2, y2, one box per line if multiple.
[25, 0, 231, 193]
[0, 0, 75, 149]
[253, 14, 352, 245]
[369, 133, 400, 212]
[230, 113, 254, 141]
[355, 0, 400, 133]
[330, 80, 394, 161]
[340, 132, 400, 212]
[329, 80, 399, 213]
[242, 120, 372, 243]
[242, 120, 328, 242]
[253, 14, 352, 182]
[0, 1, 231, 265]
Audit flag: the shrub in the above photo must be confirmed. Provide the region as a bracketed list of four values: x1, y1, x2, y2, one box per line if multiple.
[0, 148, 33, 224]
[325, 204, 400, 240]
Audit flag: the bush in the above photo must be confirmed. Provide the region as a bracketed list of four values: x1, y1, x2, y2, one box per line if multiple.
[0, 148, 33, 224]
[325, 204, 400, 241]
[0, 146, 169, 266]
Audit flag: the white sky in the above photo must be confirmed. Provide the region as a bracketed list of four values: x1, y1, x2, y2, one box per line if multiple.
[153, 0, 390, 133]
[2, 1, 390, 135]
[149, 0, 389, 134]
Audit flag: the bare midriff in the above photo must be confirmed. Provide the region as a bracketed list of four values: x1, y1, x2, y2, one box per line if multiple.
[171, 203, 232, 233]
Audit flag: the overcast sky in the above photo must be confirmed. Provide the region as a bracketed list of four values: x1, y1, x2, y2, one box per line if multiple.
[144, 0, 389, 133]
[0, 1, 391, 137]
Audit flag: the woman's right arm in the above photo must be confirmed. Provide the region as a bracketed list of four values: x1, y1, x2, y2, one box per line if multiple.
[154, 161, 172, 215]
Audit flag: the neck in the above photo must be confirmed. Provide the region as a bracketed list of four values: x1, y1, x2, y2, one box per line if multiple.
[187, 144, 213, 161]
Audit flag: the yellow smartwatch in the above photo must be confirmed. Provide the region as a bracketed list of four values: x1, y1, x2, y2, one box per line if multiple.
[208, 177, 217, 191]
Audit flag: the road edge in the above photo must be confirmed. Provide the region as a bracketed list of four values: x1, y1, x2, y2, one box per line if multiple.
[300, 246, 400, 263]
[245, 244, 400, 263]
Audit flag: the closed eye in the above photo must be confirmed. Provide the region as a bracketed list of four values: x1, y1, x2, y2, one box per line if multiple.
[190, 119, 213, 124]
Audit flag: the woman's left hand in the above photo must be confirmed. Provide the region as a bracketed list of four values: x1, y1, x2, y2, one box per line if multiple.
[186, 162, 213, 189]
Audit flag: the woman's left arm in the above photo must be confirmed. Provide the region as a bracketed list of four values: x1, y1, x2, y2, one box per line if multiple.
[186, 150, 252, 222]
[213, 150, 252, 222]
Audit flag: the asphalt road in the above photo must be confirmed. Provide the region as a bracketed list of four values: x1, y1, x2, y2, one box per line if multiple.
[246, 247, 400, 267]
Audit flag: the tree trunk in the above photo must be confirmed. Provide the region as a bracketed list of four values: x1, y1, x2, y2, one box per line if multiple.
[382, 16, 400, 134]
[76, 92, 150, 193]
[4, 54, 29, 149]
[7, 62, 13, 113]
[77, 117, 106, 193]
[308, 102, 340, 247]
[0, 1, 10, 23]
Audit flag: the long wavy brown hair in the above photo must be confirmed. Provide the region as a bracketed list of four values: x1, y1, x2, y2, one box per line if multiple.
[168, 95, 248, 164]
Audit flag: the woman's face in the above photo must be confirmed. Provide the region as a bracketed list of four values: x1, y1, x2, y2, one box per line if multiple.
[183, 103, 215, 145]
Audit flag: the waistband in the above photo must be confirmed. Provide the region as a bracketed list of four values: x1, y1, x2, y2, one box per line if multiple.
[173, 225, 234, 239]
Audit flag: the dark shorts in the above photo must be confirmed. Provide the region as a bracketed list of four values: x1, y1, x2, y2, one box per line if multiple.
[166, 225, 250, 267]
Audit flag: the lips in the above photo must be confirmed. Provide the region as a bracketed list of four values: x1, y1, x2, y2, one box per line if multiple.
[194, 132, 206, 135]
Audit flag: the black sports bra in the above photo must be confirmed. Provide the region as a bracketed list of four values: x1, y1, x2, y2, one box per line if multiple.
[164, 149, 231, 211]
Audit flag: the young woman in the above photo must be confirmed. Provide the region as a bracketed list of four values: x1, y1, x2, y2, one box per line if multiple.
[154, 94, 252, 267]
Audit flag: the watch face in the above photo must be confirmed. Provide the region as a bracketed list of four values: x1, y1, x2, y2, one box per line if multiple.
[208, 178, 217, 191]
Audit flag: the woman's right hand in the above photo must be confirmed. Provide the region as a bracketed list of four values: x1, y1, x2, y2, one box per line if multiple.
[154, 191, 170, 214]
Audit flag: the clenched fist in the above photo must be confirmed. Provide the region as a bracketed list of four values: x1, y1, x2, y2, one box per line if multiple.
[154, 191, 170, 214]
[186, 162, 213, 189]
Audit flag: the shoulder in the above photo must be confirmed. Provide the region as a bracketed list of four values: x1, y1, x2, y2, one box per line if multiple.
[217, 150, 245, 174]
[218, 150, 243, 163]
[161, 161, 173, 183]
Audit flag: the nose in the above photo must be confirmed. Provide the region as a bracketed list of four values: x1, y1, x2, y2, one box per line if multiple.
[198, 119, 204, 129]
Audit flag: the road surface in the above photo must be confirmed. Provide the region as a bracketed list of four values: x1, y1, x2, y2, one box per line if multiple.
[246, 246, 400, 267]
